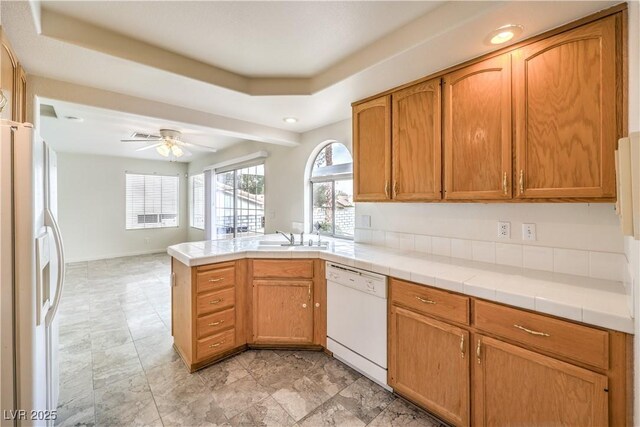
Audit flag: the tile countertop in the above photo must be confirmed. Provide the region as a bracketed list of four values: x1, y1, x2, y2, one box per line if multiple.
[167, 234, 634, 334]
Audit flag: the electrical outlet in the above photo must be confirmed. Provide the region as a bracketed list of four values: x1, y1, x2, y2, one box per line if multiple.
[358, 215, 372, 228]
[522, 223, 536, 241]
[498, 221, 511, 238]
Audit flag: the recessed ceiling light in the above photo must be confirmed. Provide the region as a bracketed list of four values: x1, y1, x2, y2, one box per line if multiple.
[283, 117, 298, 124]
[487, 24, 523, 45]
[64, 115, 84, 122]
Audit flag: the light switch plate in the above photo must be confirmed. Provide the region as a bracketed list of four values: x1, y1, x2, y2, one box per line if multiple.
[498, 221, 510, 238]
[522, 223, 537, 241]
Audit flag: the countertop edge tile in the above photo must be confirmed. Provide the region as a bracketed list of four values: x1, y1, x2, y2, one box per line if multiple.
[167, 236, 632, 333]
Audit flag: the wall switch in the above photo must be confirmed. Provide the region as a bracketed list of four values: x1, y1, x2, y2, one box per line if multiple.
[522, 223, 537, 241]
[358, 215, 372, 228]
[498, 221, 511, 238]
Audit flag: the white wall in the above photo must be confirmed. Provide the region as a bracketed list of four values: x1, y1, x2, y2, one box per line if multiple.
[186, 119, 352, 241]
[57, 152, 189, 262]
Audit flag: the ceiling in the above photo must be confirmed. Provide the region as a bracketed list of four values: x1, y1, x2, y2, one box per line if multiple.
[1, 0, 621, 158]
[40, 1, 441, 78]
[39, 99, 244, 162]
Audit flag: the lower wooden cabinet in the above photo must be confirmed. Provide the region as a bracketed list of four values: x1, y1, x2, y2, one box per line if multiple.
[389, 278, 630, 427]
[389, 305, 470, 426]
[252, 280, 314, 344]
[474, 335, 609, 427]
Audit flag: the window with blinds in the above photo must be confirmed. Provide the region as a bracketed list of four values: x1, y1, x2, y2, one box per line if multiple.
[189, 173, 205, 230]
[125, 173, 179, 229]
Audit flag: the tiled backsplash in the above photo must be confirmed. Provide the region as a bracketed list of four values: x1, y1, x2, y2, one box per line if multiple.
[354, 229, 628, 283]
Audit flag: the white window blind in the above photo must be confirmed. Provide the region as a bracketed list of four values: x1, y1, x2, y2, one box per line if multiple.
[126, 173, 179, 229]
[190, 173, 205, 230]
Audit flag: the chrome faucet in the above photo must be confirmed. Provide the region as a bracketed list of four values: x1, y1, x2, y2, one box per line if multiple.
[275, 230, 295, 245]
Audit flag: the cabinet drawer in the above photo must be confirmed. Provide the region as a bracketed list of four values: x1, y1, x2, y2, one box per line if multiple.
[196, 287, 235, 316]
[473, 300, 609, 369]
[391, 279, 469, 325]
[196, 329, 236, 360]
[253, 260, 314, 279]
[196, 266, 235, 294]
[197, 308, 235, 339]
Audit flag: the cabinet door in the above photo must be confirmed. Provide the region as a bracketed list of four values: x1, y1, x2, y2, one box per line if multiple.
[392, 79, 442, 201]
[514, 16, 617, 199]
[0, 40, 16, 121]
[474, 335, 608, 427]
[353, 95, 391, 201]
[389, 306, 470, 426]
[252, 280, 313, 344]
[443, 54, 512, 200]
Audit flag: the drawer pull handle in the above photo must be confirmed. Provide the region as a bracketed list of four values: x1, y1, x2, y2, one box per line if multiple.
[502, 171, 508, 196]
[460, 335, 465, 358]
[208, 340, 225, 348]
[415, 296, 436, 305]
[519, 169, 525, 194]
[514, 324, 550, 337]
[208, 320, 224, 326]
[208, 278, 224, 283]
[209, 298, 223, 305]
[476, 339, 481, 364]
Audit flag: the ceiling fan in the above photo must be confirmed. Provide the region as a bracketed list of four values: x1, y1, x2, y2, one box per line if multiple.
[121, 129, 217, 159]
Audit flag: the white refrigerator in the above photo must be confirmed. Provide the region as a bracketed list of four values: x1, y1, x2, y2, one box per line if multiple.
[0, 120, 65, 426]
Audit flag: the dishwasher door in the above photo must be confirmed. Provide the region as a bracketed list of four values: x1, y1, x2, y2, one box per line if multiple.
[327, 277, 387, 370]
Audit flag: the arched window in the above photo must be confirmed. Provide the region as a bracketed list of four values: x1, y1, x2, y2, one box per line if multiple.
[309, 142, 354, 238]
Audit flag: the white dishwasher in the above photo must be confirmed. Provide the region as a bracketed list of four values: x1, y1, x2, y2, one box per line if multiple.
[326, 262, 389, 389]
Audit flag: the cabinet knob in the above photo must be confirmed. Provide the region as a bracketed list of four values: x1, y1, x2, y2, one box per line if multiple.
[302, 303, 307, 308]
[315, 303, 320, 308]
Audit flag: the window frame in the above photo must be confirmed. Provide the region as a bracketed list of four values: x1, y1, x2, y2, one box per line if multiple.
[125, 172, 180, 230]
[189, 173, 205, 230]
[213, 162, 265, 240]
[309, 143, 354, 239]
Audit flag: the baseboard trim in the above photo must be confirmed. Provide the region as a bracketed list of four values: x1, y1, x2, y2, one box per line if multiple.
[66, 248, 168, 264]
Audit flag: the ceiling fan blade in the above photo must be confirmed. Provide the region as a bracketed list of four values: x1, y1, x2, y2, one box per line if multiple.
[121, 138, 161, 143]
[135, 143, 163, 152]
[180, 141, 218, 152]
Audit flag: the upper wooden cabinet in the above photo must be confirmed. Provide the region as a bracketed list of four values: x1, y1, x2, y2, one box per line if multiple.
[352, 9, 625, 203]
[443, 54, 512, 200]
[353, 95, 391, 201]
[392, 79, 442, 201]
[514, 16, 618, 199]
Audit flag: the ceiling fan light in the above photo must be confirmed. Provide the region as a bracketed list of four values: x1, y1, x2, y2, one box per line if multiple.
[156, 144, 171, 157]
[171, 145, 184, 158]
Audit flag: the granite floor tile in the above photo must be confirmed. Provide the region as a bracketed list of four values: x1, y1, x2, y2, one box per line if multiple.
[333, 377, 395, 424]
[91, 341, 144, 389]
[368, 398, 444, 427]
[271, 376, 332, 421]
[307, 357, 361, 397]
[229, 396, 296, 427]
[298, 398, 366, 427]
[161, 392, 229, 427]
[90, 325, 133, 352]
[133, 332, 180, 371]
[212, 376, 271, 419]
[146, 359, 208, 417]
[55, 388, 95, 427]
[198, 356, 250, 389]
[94, 373, 160, 426]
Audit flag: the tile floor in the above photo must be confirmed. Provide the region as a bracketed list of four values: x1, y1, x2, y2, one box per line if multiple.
[56, 253, 446, 427]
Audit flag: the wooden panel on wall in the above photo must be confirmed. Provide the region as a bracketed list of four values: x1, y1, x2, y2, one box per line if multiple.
[514, 16, 617, 199]
[443, 54, 512, 200]
[353, 95, 391, 201]
[392, 79, 442, 201]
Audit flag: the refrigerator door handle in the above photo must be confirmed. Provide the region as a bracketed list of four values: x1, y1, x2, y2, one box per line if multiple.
[44, 207, 65, 326]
